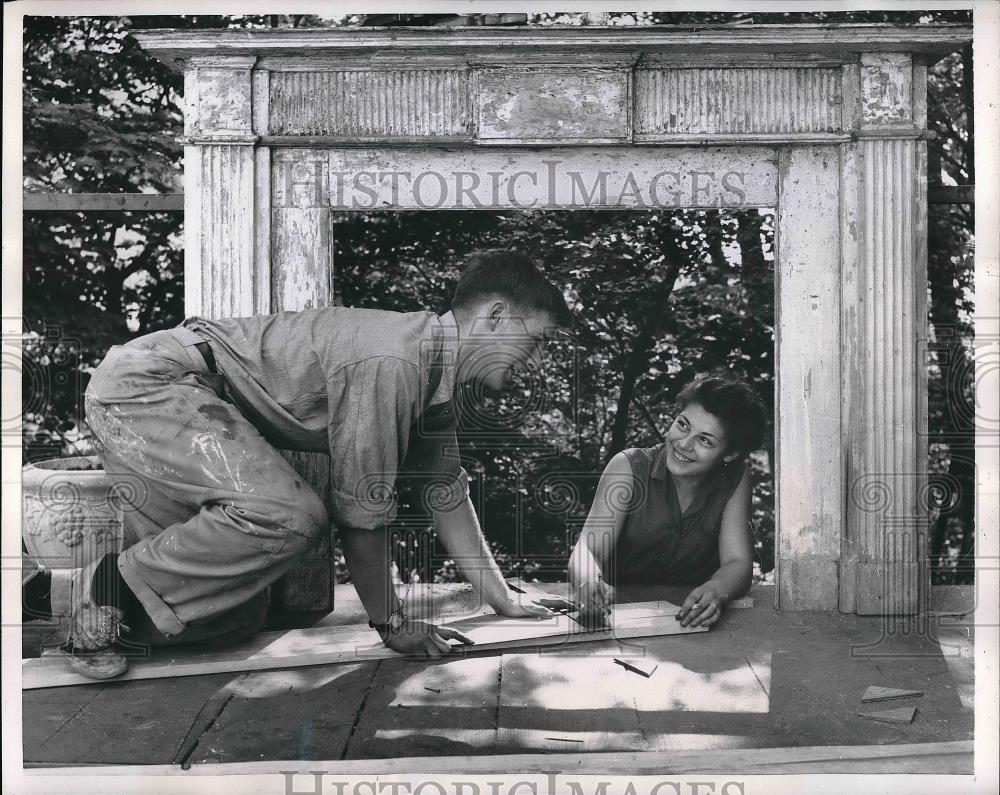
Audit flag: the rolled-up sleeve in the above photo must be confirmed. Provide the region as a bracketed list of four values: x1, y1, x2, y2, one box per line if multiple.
[327, 357, 421, 530]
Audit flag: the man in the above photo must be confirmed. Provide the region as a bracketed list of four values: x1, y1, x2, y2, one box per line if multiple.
[56, 249, 574, 678]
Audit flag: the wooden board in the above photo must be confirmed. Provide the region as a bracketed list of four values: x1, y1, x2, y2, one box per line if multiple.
[857, 706, 917, 724]
[23, 600, 706, 690]
[861, 685, 924, 703]
[23, 674, 235, 765]
[22, 193, 184, 212]
[188, 662, 379, 763]
[24, 740, 974, 776]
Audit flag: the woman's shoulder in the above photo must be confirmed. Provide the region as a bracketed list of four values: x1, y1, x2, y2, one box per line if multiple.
[717, 459, 751, 494]
[616, 443, 668, 477]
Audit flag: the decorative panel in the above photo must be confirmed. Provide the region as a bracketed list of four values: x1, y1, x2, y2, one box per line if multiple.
[183, 57, 256, 139]
[476, 67, 629, 142]
[635, 67, 841, 136]
[268, 70, 471, 137]
[860, 53, 913, 126]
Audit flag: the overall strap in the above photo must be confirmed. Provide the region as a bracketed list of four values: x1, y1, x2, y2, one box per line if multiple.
[423, 323, 446, 411]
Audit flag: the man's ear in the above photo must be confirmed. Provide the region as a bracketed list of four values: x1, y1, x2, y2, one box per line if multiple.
[488, 300, 507, 331]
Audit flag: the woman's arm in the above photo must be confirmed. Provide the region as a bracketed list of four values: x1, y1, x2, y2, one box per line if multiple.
[676, 465, 754, 627]
[568, 451, 633, 620]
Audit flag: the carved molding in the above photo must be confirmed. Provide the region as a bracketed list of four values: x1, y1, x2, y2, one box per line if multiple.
[170, 50, 950, 143]
[635, 66, 842, 138]
[262, 64, 848, 142]
[269, 69, 471, 137]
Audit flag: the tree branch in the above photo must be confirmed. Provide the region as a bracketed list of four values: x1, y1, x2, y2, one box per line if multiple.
[633, 395, 666, 443]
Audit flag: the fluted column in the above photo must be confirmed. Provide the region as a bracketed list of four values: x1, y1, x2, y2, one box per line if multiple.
[182, 56, 267, 318]
[840, 54, 929, 615]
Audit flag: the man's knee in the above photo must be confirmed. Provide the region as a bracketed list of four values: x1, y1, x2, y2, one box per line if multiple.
[284, 489, 329, 546]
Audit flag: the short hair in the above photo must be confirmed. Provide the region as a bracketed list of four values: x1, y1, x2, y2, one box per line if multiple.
[675, 371, 768, 455]
[452, 249, 574, 328]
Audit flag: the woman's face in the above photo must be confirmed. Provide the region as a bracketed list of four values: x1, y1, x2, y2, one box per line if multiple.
[664, 402, 739, 479]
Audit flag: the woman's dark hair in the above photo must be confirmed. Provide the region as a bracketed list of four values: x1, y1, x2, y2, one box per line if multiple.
[675, 371, 768, 455]
[452, 249, 574, 328]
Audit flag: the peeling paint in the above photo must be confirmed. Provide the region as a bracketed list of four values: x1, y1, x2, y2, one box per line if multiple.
[192, 432, 247, 491]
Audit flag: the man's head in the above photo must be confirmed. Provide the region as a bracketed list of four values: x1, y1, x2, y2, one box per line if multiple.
[450, 249, 573, 392]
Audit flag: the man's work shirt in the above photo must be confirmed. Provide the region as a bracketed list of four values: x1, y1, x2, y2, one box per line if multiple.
[181, 307, 465, 531]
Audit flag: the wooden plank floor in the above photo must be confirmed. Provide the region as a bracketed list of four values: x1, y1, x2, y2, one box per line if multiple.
[496, 645, 646, 753]
[22, 584, 975, 767]
[344, 655, 502, 759]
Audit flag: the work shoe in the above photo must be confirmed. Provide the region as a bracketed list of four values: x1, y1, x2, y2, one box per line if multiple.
[52, 559, 131, 680]
[58, 602, 131, 679]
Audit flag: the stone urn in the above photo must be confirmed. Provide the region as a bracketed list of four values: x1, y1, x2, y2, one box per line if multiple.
[22, 456, 127, 570]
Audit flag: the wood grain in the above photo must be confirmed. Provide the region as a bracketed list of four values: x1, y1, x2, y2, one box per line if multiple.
[23, 601, 705, 689]
[25, 740, 974, 776]
[344, 655, 501, 759]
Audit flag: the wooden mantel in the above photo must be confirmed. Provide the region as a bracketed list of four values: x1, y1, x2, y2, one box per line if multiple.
[135, 24, 971, 616]
[136, 24, 970, 59]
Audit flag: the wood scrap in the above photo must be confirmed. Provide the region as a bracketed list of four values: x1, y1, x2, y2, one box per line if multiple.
[613, 657, 658, 678]
[858, 705, 917, 725]
[23, 599, 706, 690]
[861, 685, 924, 703]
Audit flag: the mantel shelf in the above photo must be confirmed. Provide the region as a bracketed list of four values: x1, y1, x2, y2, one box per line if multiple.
[136, 24, 971, 67]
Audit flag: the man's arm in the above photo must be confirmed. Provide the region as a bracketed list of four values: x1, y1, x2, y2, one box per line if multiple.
[338, 525, 397, 625]
[432, 489, 550, 619]
[339, 524, 474, 657]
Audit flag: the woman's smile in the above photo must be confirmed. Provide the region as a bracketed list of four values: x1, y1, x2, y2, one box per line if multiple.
[671, 445, 695, 464]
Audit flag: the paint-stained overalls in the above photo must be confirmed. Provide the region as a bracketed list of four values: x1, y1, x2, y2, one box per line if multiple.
[83, 307, 464, 645]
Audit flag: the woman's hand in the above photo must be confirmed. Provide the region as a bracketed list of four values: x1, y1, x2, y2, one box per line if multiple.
[380, 620, 475, 658]
[676, 582, 728, 627]
[576, 579, 615, 626]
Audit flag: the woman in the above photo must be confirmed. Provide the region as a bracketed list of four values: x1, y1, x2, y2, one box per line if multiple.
[568, 372, 767, 628]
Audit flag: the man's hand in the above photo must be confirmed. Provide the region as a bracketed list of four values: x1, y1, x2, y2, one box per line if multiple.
[491, 598, 554, 620]
[380, 620, 475, 658]
[576, 579, 615, 627]
[676, 582, 727, 627]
